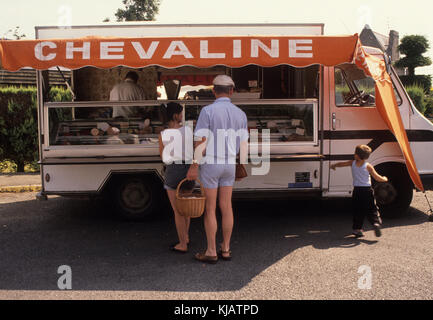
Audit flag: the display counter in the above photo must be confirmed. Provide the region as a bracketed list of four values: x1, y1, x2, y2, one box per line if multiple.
[44, 99, 318, 156]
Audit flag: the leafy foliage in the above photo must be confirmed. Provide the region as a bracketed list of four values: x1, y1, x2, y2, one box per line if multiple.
[115, 0, 161, 21]
[396, 35, 432, 94]
[2, 26, 26, 40]
[425, 95, 433, 118]
[396, 55, 432, 71]
[406, 84, 427, 114]
[395, 35, 432, 77]
[0, 86, 71, 172]
[398, 35, 430, 57]
[399, 75, 432, 94]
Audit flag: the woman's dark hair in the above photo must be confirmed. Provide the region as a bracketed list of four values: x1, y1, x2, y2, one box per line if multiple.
[165, 102, 183, 121]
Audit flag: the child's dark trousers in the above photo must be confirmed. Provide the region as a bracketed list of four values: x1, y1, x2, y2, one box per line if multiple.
[352, 186, 382, 230]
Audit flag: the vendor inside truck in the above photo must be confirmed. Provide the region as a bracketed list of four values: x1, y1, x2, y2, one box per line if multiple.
[110, 70, 150, 119]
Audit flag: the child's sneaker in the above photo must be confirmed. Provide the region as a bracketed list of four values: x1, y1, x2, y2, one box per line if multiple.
[352, 230, 364, 238]
[373, 223, 382, 237]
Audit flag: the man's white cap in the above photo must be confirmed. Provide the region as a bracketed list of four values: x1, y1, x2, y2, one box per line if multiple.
[213, 75, 235, 87]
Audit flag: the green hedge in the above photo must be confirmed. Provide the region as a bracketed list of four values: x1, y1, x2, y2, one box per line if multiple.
[399, 75, 432, 94]
[425, 96, 433, 118]
[0, 86, 71, 172]
[406, 84, 428, 115]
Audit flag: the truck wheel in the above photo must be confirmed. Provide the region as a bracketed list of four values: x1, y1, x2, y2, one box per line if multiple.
[113, 176, 161, 221]
[373, 163, 413, 219]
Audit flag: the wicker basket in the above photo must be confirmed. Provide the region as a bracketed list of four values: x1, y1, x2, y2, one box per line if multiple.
[175, 178, 206, 218]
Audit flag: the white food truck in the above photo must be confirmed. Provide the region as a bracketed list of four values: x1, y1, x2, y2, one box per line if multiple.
[2, 23, 432, 220]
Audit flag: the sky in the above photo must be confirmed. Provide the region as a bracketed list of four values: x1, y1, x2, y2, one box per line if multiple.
[1, 0, 432, 75]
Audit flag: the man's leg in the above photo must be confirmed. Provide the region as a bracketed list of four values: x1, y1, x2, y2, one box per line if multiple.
[218, 186, 234, 255]
[203, 188, 219, 257]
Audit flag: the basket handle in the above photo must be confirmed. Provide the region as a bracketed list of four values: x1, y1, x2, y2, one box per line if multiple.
[176, 178, 204, 198]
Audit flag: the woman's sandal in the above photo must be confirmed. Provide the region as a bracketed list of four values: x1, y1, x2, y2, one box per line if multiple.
[194, 252, 218, 264]
[217, 249, 232, 261]
[170, 241, 190, 247]
[169, 243, 188, 254]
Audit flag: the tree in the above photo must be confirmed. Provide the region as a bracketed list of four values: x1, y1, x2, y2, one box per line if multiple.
[2, 26, 26, 40]
[395, 35, 432, 76]
[115, 0, 161, 22]
[395, 35, 432, 93]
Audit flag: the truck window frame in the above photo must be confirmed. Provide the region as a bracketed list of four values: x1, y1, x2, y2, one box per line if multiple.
[334, 66, 402, 108]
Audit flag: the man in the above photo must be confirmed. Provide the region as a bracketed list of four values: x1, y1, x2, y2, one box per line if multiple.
[187, 75, 249, 264]
[110, 71, 147, 118]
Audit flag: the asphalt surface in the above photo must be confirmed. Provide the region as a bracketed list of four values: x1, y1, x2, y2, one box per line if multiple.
[0, 191, 432, 300]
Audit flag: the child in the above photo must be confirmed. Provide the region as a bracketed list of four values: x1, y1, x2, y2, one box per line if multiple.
[331, 145, 388, 238]
[158, 102, 194, 253]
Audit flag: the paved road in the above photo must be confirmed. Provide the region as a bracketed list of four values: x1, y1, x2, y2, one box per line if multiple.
[0, 191, 432, 300]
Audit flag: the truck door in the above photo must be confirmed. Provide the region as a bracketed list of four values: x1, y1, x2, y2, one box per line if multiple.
[328, 65, 393, 196]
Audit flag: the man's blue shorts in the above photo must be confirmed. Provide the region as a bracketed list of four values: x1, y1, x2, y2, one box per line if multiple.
[200, 163, 236, 189]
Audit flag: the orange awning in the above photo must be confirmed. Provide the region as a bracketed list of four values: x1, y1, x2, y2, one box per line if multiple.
[0, 35, 359, 71]
[0, 34, 424, 190]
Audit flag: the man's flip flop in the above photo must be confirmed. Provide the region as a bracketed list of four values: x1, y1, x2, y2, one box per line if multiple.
[194, 252, 218, 264]
[217, 249, 232, 261]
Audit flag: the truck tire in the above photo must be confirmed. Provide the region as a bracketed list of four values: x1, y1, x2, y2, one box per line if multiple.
[112, 175, 163, 221]
[373, 163, 413, 219]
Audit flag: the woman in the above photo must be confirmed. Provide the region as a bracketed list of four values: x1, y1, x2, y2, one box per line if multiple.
[159, 102, 194, 253]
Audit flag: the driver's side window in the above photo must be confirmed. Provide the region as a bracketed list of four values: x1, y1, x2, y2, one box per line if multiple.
[334, 67, 376, 107]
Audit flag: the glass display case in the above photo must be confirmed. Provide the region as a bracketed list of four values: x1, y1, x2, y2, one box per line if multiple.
[48, 104, 166, 147]
[185, 100, 317, 144]
[46, 99, 318, 149]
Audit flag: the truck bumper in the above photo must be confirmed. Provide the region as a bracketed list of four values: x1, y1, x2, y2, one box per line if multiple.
[420, 174, 433, 191]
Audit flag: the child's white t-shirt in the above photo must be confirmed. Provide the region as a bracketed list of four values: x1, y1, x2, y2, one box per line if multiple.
[351, 161, 372, 187]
